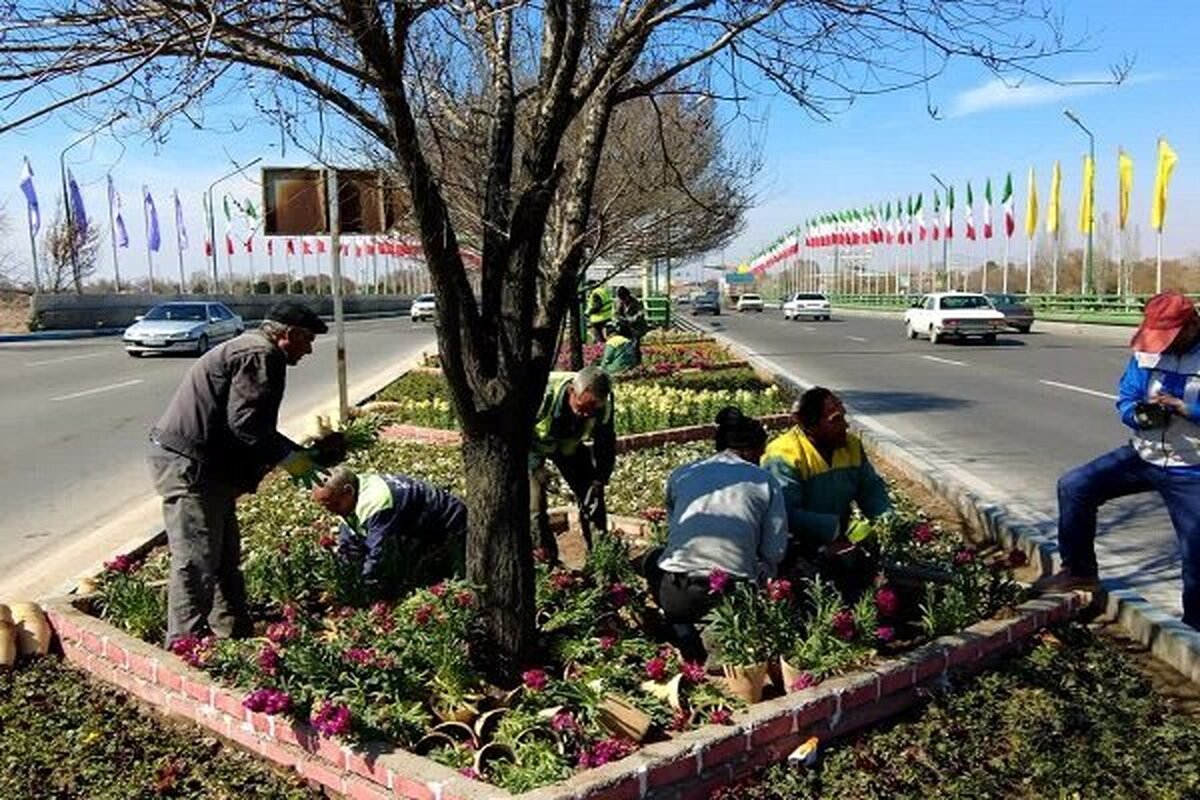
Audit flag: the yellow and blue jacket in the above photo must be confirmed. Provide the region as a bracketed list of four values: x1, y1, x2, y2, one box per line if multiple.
[760, 426, 891, 547]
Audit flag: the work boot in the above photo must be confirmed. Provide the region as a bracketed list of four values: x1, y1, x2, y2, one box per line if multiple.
[1035, 569, 1100, 595]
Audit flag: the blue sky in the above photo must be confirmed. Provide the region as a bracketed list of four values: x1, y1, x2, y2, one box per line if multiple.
[1, 0, 1197, 286]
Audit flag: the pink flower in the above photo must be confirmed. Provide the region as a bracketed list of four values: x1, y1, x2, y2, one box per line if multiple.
[243, 688, 291, 715]
[533, 547, 552, 564]
[104, 554, 137, 574]
[912, 523, 935, 544]
[608, 582, 630, 608]
[550, 710, 580, 733]
[429, 581, 448, 598]
[344, 647, 375, 666]
[766, 578, 793, 602]
[257, 645, 281, 676]
[789, 671, 817, 692]
[644, 657, 669, 681]
[459, 767, 481, 780]
[265, 620, 299, 644]
[282, 604, 299, 624]
[954, 549, 976, 566]
[1008, 549, 1028, 568]
[318, 533, 337, 550]
[577, 738, 634, 769]
[414, 603, 436, 626]
[311, 701, 352, 737]
[598, 635, 617, 651]
[522, 669, 548, 692]
[670, 708, 692, 731]
[639, 507, 667, 523]
[708, 568, 731, 595]
[680, 661, 707, 684]
[454, 590, 475, 608]
[874, 585, 900, 618]
[708, 708, 733, 725]
[875, 625, 896, 644]
[549, 571, 575, 592]
[831, 609, 857, 642]
[169, 634, 217, 668]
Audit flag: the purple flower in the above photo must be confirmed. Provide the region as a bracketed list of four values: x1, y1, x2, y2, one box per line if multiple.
[169, 634, 216, 668]
[550, 710, 580, 734]
[577, 738, 634, 769]
[318, 533, 337, 550]
[459, 767, 481, 780]
[265, 620, 298, 645]
[104, 554, 138, 574]
[454, 590, 475, 608]
[257, 645, 281, 676]
[311, 701, 352, 737]
[708, 708, 733, 725]
[608, 582, 630, 608]
[912, 523, 935, 544]
[639, 507, 667, 523]
[344, 647, 375, 667]
[708, 568, 731, 595]
[680, 661, 707, 684]
[954, 549, 976, 566]
[598, 635, 617, 651]
[670, 708, 692, 731]
[875, 625, 896, 644]
[874, 585, 900, 618]
[414, 604, 436, 626]
[549, 571, 575, 592]
[831, 609, 857, 642]
[429, 581, 448, 598]
[522, 669, 548, 692]
[767, 578, 793, 602]
[789, 671, 817, 692]
[243, 688, 291, 715]
[644, 657, 669, 682]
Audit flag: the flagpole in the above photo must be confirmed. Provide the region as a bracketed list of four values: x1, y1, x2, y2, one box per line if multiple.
[107, 180, 121, 293]
[1116, 227, 1124, 299]
[300, 246, 307, 294]
[1002, 235, 1010, 294]
[1026, 237, 1033, 295]
[1051, 235, 1059, 295]
[176, 235, 185, 294]
[226, 238, 234, 295]
[982, 238, 989, 293]
[247, 237, 256, 293]
[1156, 232, 1163, 294]
[267, 241, 276, 294]
[28, 223, 42, 295]
[143, 193, 156, 295]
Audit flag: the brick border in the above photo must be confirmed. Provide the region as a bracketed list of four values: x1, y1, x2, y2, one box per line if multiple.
[44, 589, 1080, 800]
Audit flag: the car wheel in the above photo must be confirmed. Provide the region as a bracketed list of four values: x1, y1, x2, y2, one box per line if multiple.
[127, 350, 143, 358]
[928, 327, 939, 345]
[196, 334, 210, 354]
[906, 323, 918, 340]
[1019, 324, 1032, 333]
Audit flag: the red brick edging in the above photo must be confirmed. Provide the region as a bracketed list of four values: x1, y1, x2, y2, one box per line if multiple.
[41, 591, 1081, 800]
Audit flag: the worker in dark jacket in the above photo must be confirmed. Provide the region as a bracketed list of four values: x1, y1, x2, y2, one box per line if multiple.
[148, 302, 333, 646]
[312, 467, 468, 593]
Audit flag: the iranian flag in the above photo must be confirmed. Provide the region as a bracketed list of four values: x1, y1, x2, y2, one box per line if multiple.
[915, 193, 926, 241]
[224, 233, 235, 255]
[932, 192, 941, 241]
[1002, 173, 1015, 238]
[945, 186, 955, 240]
[897, 197, 907, 243]
[965, 182, 977, 241]
[883, 203, 894, 243]
[286, 238, 296, 256]
[983, 178, 994, 239]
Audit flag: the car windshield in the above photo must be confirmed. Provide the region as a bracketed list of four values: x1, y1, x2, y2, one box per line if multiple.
[416, 294, 436, 302]
[988, 294, 1023, 305]
[940, 295, 992, 310]
[794, 293, 826, 301]
[741, 295, 761, 301]
[143, 303, 208, 322]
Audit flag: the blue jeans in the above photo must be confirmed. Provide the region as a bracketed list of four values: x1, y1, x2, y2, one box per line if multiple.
[1058, 444, 1200, 628]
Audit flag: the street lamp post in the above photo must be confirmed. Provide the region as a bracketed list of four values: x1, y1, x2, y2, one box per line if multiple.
[206, 157, 263, 295]
[59, 112, 126, 292]
[930, 173, 950, 291]
[1064, 108, 1095, 296]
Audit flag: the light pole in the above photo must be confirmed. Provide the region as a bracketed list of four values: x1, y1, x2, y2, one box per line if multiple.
[1064, 108, 1095, 295]
[59, 112, 126, 291]
[930, 173, 950, 291]
[206, 157, 262, 295]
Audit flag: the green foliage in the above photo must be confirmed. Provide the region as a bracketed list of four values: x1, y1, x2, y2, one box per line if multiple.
[785, 577, 877, 680]
[94, 571, 168, 644]
[714, 624, 1200, 800]
[709, 582, 775, 666]
[627, 366, 775, 394]
[613, 384, 788, 434]
[490, 739, 573, 793]
[603, 440, 710, 515]
[376, 371, 452, 403]
[0, 657, 318, 799]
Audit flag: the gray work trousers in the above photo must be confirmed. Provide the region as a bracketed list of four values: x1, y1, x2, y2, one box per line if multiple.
[530, 447, 603, 562]
[147, 447, 251, 646]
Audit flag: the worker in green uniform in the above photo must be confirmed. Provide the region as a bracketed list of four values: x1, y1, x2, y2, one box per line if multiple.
[587, 283, 613, 344]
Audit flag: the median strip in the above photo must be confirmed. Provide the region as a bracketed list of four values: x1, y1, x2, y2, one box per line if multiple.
[50, 378, 145, 402]
[1038, 379, 1118, 401]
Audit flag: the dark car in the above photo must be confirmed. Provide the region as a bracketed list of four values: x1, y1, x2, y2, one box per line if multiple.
[691, 292, 721, 316]
[985, 293, 1035, 333]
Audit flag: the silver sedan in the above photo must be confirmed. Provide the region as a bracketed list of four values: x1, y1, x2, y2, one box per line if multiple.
[123, 302, 244, 357]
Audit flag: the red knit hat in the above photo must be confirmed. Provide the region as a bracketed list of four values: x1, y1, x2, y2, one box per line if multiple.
[1131, 292, 1197, 354]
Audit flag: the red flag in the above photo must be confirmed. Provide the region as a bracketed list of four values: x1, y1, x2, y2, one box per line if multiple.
[366, 244, 376, 256]
[302, 239, 313, 255]
[267, 239, 274, 256]
[225, 234, 235, 255]
[316, 238, 327, 254]
[355, 244, 363, 258]
[286, 238, 296, 256]
[204, 240, 213, 257]
[341, 243, 349, 256]
[244, 236, 254, 253]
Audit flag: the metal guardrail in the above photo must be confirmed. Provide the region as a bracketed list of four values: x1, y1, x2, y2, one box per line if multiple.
[644, 295, 671, 328]
[765, 293, 1200, 321]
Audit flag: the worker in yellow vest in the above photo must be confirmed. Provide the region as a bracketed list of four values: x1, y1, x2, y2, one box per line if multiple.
[530, 367, 616, 561]
[586, 283, 613, 344]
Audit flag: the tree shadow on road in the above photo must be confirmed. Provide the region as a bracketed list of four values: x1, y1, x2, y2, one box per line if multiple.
[840, 389, 973, 415]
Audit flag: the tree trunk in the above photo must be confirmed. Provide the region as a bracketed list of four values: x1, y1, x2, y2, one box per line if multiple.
[567, 291, 584, 370]
[462, 428, 536, 673]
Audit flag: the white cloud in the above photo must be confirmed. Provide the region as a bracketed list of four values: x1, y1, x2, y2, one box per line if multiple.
[947, 72, 1166, 118]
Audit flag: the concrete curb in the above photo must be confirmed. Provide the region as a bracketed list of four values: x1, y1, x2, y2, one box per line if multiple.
[707, 328, 1200, 685]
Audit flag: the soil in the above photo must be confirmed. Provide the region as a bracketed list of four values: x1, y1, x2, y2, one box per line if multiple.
[0, 292, 30, 332]
[1091, 620, 1200, 718]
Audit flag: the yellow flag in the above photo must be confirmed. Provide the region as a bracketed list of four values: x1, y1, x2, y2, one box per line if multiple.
[1047, 161, 1061, 236]
[1025, 167, 1039, 239]
[1078, 155, 1095, 234]
[1118, 149, 1133, 230]
[1152, 137, 1178, 231]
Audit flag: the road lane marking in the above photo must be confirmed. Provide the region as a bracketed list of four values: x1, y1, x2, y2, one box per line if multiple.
[803, 326, 816, 332]
[51, 378, 144, 402]
[846, 335, 869, 342]
[1039, 379, 1117, 401]
[26, 352, 108, 368]
[920, 355, 967, 367]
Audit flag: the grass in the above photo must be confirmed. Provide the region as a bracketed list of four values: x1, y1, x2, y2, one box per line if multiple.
[0, 656, 319, 799]
[713, 623, 1200, 800]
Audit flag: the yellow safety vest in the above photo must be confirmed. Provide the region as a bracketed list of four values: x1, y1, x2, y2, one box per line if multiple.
[532, 373, 613, 458]
[588, 286, 614, 325]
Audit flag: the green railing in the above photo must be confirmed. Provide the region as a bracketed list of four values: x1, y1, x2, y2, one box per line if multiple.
[644, 294, 671, 328]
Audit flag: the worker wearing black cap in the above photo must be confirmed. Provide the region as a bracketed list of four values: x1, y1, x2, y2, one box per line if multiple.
[148, 301, 339, 646]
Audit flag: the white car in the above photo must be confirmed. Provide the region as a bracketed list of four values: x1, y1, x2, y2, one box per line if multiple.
[904, 292, 1007, 344]
[736, 293, 765, 312]
[123, 301, 243, 357]
[410, 293, 437, 322]
[782, 292, 831, 321]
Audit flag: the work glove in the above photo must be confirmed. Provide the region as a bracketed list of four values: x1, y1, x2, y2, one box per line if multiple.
[846, 518, 874, 545]
[280, 449, 319, 487]
[581, 481, 606, 524]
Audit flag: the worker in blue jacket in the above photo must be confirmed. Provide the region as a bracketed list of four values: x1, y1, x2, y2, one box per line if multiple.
[1048, 292, 1200, 628]
[311, 467, 467, 592]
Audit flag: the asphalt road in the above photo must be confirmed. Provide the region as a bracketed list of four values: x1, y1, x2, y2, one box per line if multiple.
[696, 307, 1184, 619]
[0, 318, 435, 585]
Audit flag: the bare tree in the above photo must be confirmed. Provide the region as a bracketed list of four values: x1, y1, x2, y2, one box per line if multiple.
[0, 212, 23, 289]
[0, 0, 1119, 665]
[40, 204, 102, 294]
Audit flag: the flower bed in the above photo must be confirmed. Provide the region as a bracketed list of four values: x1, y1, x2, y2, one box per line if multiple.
[53, 332, 1077, 798]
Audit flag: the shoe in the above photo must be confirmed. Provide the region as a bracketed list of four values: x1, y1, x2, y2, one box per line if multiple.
[1035, 569, 1100, 594]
